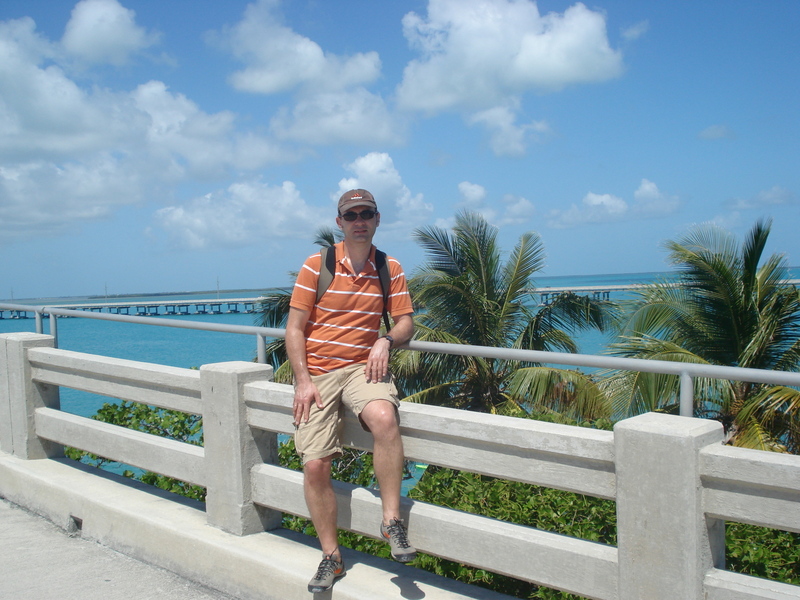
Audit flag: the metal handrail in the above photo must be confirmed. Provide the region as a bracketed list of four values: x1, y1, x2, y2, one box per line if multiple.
[2, 302, 799, 417]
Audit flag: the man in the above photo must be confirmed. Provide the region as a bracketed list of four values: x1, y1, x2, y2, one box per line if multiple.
[285, 189, 416, 593]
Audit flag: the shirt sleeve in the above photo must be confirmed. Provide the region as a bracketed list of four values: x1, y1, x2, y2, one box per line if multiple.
[289, 252, 321, 312]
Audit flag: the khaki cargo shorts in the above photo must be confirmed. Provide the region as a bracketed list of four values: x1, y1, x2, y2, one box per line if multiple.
[294, 363, 400, 464]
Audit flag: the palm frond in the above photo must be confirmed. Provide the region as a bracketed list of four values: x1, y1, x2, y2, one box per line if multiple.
[412, 224, 461, 276]
[506, 366, 609, 421]
[314, 226, 342, 247]
[255, 289, 293, 329]
[730, 416, 787, 452]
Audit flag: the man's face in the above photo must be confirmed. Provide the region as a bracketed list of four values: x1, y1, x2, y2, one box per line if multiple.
[336, 204, 380, 243]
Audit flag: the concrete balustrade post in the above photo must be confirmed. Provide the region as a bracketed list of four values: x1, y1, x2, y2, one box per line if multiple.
[0, 334, 12, 454]
[201, 361, 281, 535]
[615, 412, 726, 600]
[0, 332, 62, 459]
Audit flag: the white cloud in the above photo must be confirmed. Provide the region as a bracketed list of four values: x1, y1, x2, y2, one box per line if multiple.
[548, 179, 678, 228]
[154, 180, 320, 249]
[500, 194, 536, 224]
[468, 103, 550, 156]
[216, 0, 380, 94]
[698, 124, 736, 140]
[0, 18, 139, 160]
[457, 181, 534, 225]
[211, 0, 398, 146]
[458, 181, 487, 206]
[396, 0, 620, 156]
[725, 185, 795, 210]
[632, 178, 679, 216]
[0, 15, 289, 244]
[270, 88, 402, 145]
[62, 0, 159, 66]
[0, 16, 55, 65]
[397, 0, 624, 113]
[549, 192, 627, 228]
[0, 156, 141, 242]
[337, 152, 433, 233]
[133, 80, 289, 178]
[622, 20, 649, 42]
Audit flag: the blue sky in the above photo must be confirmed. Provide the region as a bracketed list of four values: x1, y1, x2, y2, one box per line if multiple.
[1, 0, 798, 300]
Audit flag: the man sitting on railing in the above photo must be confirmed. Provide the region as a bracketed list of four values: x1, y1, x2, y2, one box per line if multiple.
[285, 189, 417, 593]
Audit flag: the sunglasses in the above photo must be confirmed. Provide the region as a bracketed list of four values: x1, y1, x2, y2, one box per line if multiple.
[340, 209, 377, 222]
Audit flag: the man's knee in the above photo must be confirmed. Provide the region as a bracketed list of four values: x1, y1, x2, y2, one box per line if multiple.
[304, 456, 333, 486]
[361, 400, 399, 437]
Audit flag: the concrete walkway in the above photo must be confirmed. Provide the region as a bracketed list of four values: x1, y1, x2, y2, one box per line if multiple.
[0, 499, 238, 600]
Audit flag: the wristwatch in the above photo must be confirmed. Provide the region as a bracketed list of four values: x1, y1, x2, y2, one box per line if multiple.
[382, 334, 394, 348]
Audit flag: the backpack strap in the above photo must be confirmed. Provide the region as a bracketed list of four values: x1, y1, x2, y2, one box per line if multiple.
[374, 249, 392, 332]
[316, 245, 392, 331]
[315, 246, 337, 303]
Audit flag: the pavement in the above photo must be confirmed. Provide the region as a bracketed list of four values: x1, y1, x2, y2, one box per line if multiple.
[0, 498, 239, 600]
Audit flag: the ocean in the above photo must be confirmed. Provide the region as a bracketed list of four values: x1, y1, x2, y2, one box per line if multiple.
[2, 268, 798, 420]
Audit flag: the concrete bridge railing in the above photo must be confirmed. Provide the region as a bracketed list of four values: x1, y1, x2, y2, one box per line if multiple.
[1, 331, 799, 600]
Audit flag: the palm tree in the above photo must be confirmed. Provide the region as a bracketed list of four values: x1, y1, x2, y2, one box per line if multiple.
[600, 218, 800, 452]
[392, 210, 616, 420]
[255, 226, 342, 382]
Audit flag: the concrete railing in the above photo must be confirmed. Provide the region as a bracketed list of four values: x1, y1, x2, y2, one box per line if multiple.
[1, 331, 799, 600]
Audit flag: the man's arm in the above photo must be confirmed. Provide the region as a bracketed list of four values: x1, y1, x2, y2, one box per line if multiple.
[286, 306, 322, 425]
[365, 313, 414, 383]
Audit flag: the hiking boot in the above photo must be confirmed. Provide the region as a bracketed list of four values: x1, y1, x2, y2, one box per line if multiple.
[307, 553, 345, 593]
[380, 518, 417, 563]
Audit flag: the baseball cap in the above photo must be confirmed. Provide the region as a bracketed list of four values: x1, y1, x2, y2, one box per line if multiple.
[338, 189, 377, 214]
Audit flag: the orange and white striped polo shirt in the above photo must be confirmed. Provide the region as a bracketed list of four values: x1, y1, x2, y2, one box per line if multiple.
[290, 242, 414, 375]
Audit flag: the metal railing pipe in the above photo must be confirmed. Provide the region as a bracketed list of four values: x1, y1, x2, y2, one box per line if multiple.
[2, 303, 799, 394]
[405, 340, 800, 388]
[257, 334, 266, 364]
[680, 371, 694, 417]
[49, 313, 58, 348]
[41, 306, 286, 340]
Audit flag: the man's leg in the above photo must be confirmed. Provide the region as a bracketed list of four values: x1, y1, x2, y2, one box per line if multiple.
[303, 456, 340, 556]
[304, 457, 346, 593]
[360, 399, 416, 562]
[359, 399, 404, 522]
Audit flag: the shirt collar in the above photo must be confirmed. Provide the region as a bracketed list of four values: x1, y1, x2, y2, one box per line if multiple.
[335, 241, 376, 275]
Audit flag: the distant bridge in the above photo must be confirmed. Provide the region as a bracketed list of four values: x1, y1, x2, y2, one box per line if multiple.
[0, 298, 264, 319]
[535, 278, 800, 304]
[4, 278, 798, 318]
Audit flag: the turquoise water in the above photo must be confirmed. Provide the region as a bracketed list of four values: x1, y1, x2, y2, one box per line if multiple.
[0, 312, 261, 417]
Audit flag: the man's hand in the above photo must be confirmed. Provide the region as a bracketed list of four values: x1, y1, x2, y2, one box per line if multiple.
[365, 336, 392, 383]
[293, 380, 323, 426]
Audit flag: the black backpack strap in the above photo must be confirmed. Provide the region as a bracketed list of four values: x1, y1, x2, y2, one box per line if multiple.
[316, 245, 337, 303]
[375, 249, 392, 332]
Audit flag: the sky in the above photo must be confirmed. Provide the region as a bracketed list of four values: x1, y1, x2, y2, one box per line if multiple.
[1, 0, 798, 300]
